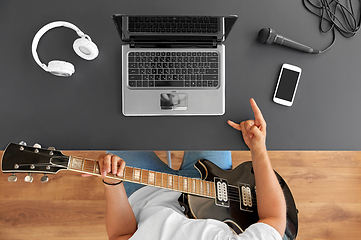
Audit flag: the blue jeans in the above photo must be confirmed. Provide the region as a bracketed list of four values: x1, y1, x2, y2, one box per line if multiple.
[107, 151, 232, 197]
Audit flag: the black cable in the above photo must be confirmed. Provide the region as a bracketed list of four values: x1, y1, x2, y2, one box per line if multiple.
[303, 0, 361, 53]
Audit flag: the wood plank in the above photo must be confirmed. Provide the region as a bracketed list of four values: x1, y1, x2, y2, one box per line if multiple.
[0, 200, 107, 240]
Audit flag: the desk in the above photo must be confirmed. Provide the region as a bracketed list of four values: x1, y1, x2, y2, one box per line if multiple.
[1, 0, 360, 150]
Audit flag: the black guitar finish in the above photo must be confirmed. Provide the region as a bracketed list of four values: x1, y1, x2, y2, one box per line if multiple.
[1, 143, 68, 174]
[178, 159, 298, 239]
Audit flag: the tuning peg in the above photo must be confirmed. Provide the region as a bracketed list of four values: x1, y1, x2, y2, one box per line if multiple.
[24, 173, 33, 183]
[33, 143, 42, 148]
[40, 174, 49, 183]
[8, 173, 17, 182]
[19, 141, 27, 146]
[48, 147, 56, 150]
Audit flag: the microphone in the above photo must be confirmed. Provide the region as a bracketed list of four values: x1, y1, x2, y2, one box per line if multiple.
[257, 28, 320, 54]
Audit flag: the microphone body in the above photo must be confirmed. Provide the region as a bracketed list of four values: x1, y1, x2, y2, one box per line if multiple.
[258, 28, 320, 54]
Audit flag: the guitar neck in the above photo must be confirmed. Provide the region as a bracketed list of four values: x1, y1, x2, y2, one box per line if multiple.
[67, 155, 216, 199]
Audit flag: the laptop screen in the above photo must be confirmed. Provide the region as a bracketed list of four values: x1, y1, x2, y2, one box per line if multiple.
[112, 15, 237, 45]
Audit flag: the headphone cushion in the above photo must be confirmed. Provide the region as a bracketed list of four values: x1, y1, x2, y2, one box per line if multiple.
[48, 60, 75, 77]
[73, 37, 99, 60]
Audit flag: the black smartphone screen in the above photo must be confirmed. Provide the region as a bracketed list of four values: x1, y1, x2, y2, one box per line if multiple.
[275, 68, 300, 101]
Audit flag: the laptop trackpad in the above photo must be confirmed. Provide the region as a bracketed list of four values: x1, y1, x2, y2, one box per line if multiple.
[160, 93, 188, 110]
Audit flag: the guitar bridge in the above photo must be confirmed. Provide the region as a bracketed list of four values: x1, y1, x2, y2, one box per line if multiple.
[238, 183, 254, 212]
[214, 177, 229, 208]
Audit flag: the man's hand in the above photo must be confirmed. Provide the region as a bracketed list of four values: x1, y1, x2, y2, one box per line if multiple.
[81, 153, 126, 184]
[82, 153, 137, 239]
[228, 98, 286, 237]
[228, 98, 267, 152]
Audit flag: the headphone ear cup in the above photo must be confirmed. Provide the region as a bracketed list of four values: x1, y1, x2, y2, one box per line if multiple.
[73, 37, 99, 60]
[47, 60, 75, 77]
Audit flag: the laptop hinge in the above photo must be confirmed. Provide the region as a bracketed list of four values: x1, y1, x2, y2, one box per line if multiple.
[130, 38, 136, 47]
[213, 39, 217, 47]
[128, 41, 217, 48]
[128, 36, 218, 48]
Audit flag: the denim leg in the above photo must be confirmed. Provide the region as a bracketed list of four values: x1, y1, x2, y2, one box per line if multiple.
[107, 151, 177, 197]
[178, 151, 232, 178]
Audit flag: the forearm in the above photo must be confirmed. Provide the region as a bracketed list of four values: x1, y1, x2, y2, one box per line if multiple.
[104, 183, 137, 240]
[251, 147, 286, 234]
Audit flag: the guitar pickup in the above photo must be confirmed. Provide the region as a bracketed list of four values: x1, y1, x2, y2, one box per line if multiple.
[214, 177, 229, 208]
[238, 183, 254, 212]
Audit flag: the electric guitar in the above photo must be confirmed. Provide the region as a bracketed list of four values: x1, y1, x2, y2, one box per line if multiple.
[1, 142, 298, 239]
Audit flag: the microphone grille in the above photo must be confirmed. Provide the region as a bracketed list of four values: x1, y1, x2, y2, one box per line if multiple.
[257, 28, 276, 44]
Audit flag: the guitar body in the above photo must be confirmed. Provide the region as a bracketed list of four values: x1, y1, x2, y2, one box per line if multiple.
[178, 159, 298, 239]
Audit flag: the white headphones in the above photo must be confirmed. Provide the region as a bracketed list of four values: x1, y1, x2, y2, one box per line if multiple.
[31, 21, 99, 77]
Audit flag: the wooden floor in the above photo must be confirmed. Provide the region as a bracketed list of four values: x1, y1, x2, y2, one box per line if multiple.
[0, 150, 360, 240]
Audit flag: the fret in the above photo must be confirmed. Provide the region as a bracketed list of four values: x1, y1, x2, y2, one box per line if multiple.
[183, 177, 188, 192]
[83, 159, 96, 173]
[94, 161, 100, 175]
[161, 173, 167, 188]
[155, 172, 162, 187]
[81, 158, 85, 171]
[93, 160, 97, 174]
[205, 181, 208, 196]
[167, 174, 173, 189]
[141, 169, 149, 184]
[177, 176, 180, 191]
[188, 178, 192, 194]
[210, 181, 214, 197]
[211, 182, 216, 198]
[173, 175, 179, 191]
[196, 179, 200, 195]
[133, 168, 141, 183]
[124, 166, 133, 181]
[178, 176, 183, 192]
[148, 171, 155, 186]
[207, 182, 210, 196]
[192, 179, 196, 194]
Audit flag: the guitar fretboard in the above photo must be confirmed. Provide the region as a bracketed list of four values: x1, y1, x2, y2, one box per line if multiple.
[67, 156, 216, 199]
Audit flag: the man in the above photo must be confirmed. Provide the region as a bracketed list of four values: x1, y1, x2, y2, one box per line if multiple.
[86, 98, 286, 240]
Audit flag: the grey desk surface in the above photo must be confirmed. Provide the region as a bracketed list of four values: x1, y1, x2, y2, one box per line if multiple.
[1, 0, 360, 150]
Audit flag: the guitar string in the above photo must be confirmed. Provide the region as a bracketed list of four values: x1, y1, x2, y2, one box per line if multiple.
[228, 187, 257, 204]
[22, 149, 258, 205]
[75, 158, 258, 204]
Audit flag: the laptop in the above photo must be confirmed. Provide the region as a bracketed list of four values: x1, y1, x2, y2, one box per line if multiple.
[112, 14, 237, 116]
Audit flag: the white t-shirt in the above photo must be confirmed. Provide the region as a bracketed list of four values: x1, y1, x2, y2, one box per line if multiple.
[128, 186, 282, 240]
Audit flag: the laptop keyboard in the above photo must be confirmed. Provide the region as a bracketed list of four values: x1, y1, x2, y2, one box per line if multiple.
[128, 16, 219, 33]
[128, 51, 220, 88]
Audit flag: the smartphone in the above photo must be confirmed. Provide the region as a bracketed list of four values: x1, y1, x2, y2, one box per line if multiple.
[273, 63, 302, 106]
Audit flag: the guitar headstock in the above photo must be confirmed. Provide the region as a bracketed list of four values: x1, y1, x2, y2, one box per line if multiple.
[1, 142, 69, 182]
